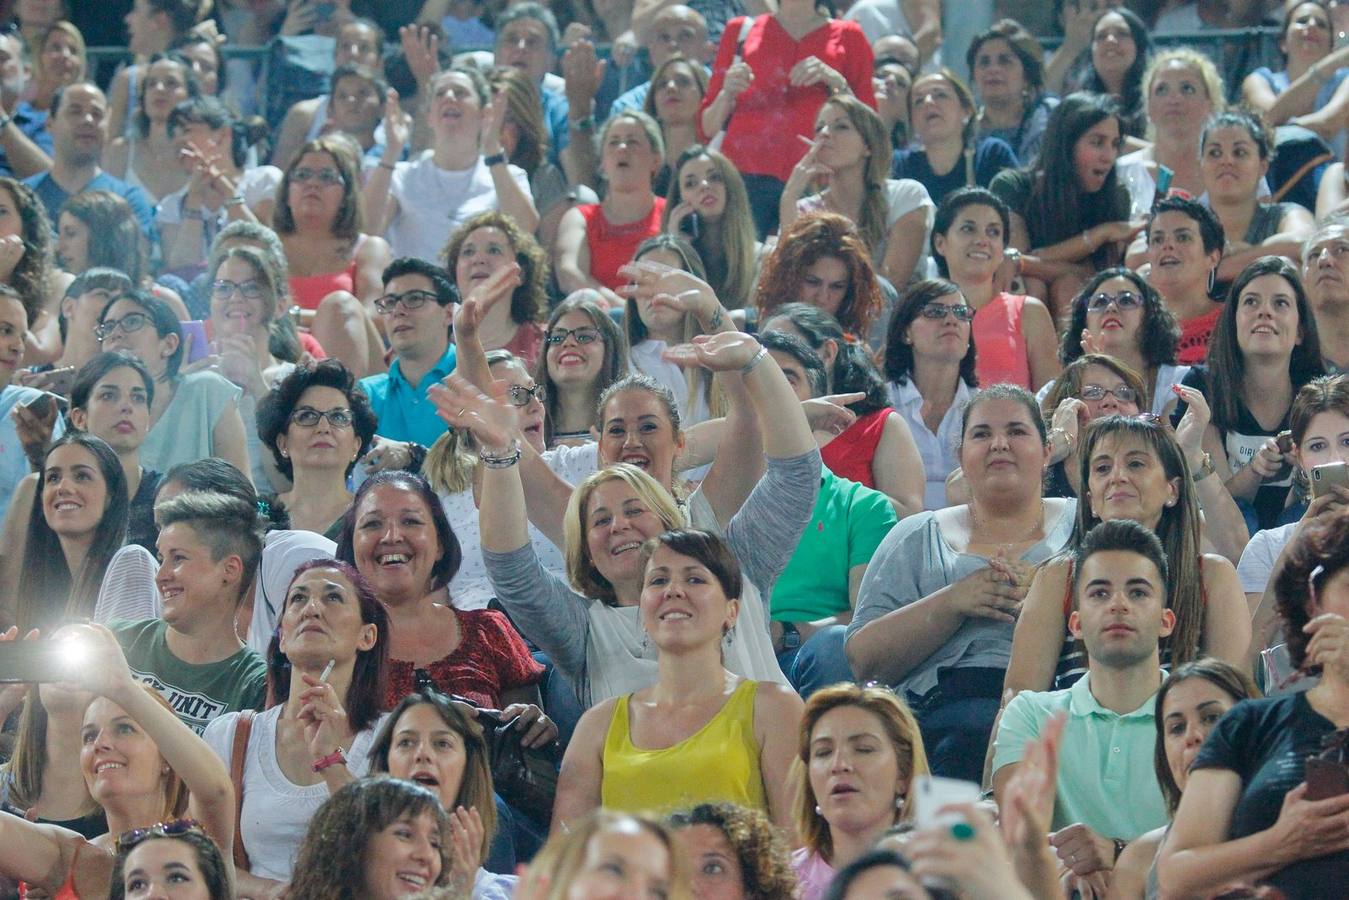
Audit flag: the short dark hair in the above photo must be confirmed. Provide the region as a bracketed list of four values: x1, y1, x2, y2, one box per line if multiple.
[966, 18, 1045, 92]
[957, 383, 1046, 451]
[65, 268, 134, 301]
[1152, 658, 1257, 815]
[638, 529, 743, 603]
[667, 803, 798, 900]
[931, 187, 1011, 279]
[255, 359, 378, 481]
[1149, 195, 1226, 256]
[761, 302, 888, 415]
[757, 330, 827, 398]
[884, 279, 977, 388]
[1072, 519, 1170, 610]
[158, 458, 291, 532]
[822, 849, 919, 900]
[70, 350, 155, 411]
[380, 257, 455, 306]
[97, 290, 185, 378]
[336, 472, 463, 593]
[157, 491, 267, 606]
[267, 558, 388, 732]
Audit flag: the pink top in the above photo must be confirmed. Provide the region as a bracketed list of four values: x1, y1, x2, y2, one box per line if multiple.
[503, 321, 546, 371]
[972, 291, 1030, 389]
[792, 848, 835, 900]
[287, 235, 366, 311]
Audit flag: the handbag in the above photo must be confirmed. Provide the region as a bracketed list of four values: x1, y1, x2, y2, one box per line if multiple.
[472, 705, 559, 824]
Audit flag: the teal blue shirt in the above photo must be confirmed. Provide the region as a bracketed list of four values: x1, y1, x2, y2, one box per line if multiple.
[359, 344, 457, 446]
[992, 670, 1168, 839]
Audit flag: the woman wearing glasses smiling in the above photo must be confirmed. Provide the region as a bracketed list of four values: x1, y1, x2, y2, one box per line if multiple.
[257, 359, 378, 539]
[95, 289, 252, 484]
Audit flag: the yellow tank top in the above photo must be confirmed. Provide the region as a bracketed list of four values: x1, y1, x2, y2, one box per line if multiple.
[600, 679, 767, 814]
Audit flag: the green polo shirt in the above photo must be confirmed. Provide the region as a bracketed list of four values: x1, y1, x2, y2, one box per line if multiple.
[992, 670, 1168, 840]
[769, 470, 897, 622]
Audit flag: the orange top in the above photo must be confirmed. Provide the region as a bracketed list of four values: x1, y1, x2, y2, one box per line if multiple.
[972, 292, 1030, 389]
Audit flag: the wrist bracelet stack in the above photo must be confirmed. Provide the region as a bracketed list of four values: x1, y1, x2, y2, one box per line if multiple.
[480, 438, 522, 468]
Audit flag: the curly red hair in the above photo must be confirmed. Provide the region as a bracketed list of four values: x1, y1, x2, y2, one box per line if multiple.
[755, 212, 882, 338]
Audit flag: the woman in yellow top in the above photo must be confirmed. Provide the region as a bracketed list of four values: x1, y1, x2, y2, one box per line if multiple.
[552, 529, 804, 837]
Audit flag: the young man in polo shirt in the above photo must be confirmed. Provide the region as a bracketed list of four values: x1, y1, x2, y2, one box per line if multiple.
[993, 518, 1175, 891]
[359, 257, 457, 448]
[760, 330, 897, 696]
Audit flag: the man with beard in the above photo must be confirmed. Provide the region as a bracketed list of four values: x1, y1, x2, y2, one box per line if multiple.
[23, 82, 155, 239]
[993, 519, 1175, 890]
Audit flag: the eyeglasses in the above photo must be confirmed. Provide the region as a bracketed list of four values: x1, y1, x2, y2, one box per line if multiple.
[507, 384, 545, 406]
[1080, 384, 1139, 403]
[545, 326, 602, 346]
[212, 279, 266, 301]
[291, 167, 344, 186]
[917, 302, 975, 322]
[94, 312, 152, 341]
[117, 819, 203, 852]
[1085, 291, 1143, 312]
[374, 289, 439, 314]
[289, 406, 355, 428]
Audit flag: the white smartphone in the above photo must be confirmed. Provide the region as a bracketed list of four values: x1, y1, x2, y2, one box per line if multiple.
[910, 775, 981, 829]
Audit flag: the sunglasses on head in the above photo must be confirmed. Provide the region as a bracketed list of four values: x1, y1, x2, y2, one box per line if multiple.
[117, 819, 203, 853]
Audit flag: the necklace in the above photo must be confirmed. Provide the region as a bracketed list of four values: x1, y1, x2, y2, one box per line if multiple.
[967, 497, 1046, 552]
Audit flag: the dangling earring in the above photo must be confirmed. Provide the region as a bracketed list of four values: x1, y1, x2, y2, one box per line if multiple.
[1207, 267, 1217, 296]
[639, 629, 650, 654]
[895, 794, 905, 810]
[723, 624, 736, 651]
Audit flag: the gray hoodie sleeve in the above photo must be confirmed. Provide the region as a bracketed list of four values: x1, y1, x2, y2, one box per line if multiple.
[482, 543, 591, 692]
[724, 448, 822, 596]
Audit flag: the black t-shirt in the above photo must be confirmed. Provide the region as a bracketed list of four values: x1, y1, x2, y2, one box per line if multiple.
[889, 137, 1019, 207]
[1192, 693, 1349, 897]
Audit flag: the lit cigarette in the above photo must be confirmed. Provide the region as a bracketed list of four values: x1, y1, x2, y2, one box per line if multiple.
[320, 658, 335, 683]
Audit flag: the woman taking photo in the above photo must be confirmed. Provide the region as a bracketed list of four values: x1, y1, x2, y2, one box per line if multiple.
[96, 289, 251, 480]
[336, 470, 551, 714]
[102, 52, 199, 204]
[1142, 196, 1227, 366]
[1077, 7, 1152, 140]
[989, 92, 1137, 321]
[14, 432, 141, 633]
[845, 384, 1076, 780]
[890, 70, 1018, 209]
[881, 279, 978, 510]
[1110, 658, 1259, 900]
[537, 292, 629, 447]
[1004, 414, 1251, 701]
[643, 55, 708, 196]
[664, 144, 759, 311]
[667, 802, 798, 900]
[784, 95, 933, 288]
[1055, 267, 1187, 415]
[1201, 110, 1315, 286]
[1178, 255, 1327, 532]
[0, 622, 234, 898]
[756, 212, 885, 345]
[969, 19, 1057, 166]
[203, 559, 389, 895]
[700, 0, 876, 238]
[929, 186, 1057, 391]
[288, 775, 490, 900]
[1158, 514, 1349, 898]
[274, 134, 389, 378]
[443, 210, 549, 369]
[110, 821, 232, 900]
[256, 359, 378, 538]
[553, 529, 804, 832]
[790, 683, 930, 900]
[1116, 48, 1226, 212]
[760, 302, 924, 514]
[367, 66, 538, 265]
[1244, 0, 1349, 157]
[556, 111, 667, 305]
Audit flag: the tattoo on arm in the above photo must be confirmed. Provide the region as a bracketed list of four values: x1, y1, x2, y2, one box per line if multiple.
[710, 307, 723, 330]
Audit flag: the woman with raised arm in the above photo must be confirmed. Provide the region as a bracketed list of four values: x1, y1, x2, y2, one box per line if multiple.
[845, 384, 1075, 781]
[437, 293, 820, 708]
[552, 529, 804, 835]
[0, 622, 233, 898]
[1244, 1, 1349, 156]
[202, 559, 389, 898]
[102, 52, 199, 204]
[1003, 414, 1250, 702]
[929, 186, 1057, 391]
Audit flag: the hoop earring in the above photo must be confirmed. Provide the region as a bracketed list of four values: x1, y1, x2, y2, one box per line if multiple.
[1207, 267, 1217, 296]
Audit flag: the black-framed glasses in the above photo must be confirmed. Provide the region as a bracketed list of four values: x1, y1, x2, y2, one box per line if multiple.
[289, 406, 355, 429]
[291, 167, 344, 186]
[117, 818, 202, 852]
[94, 312, 152, 341]
[545, 326, 602, 346]
[917, 302, 975, 322]
[212, 279, 266, 301]
[1080, 384, 1139, 403]
[1085, 291, 1143, 312]
[374, 289, 438, 315]
[507, 384, 545, 407]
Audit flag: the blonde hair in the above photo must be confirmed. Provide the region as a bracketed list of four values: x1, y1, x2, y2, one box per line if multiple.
[793, 684, 930, 862]
[563, 464, 684, 604]
[423, 351, 521, 495]
[1141, 48, 1226, 140]
[519, 811, 692, 900]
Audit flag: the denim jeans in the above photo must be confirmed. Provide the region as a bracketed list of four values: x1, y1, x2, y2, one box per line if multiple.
[777, 624, 856, 698]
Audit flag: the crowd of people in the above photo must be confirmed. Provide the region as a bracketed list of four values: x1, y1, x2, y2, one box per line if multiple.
[0, 0, 1348, 898]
